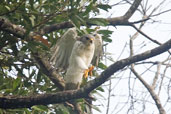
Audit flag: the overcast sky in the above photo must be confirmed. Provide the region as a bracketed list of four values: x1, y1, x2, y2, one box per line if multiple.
[93, 0, 171, 114]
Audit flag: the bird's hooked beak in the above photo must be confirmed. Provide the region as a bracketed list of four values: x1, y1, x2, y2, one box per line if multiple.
[90, 37, 94, 43]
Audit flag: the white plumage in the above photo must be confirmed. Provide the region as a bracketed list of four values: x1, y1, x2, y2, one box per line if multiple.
[50, 28, 102, 90]
[64, 34, 95, 89]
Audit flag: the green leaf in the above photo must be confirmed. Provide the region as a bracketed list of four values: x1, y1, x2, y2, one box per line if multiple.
[21, 45, 28, 52]
[85, 28, 95, 33]
[24, 108, 31, 114]
[83, 2, 93, 16]
[32, 105, 48, 112]
[23, 80, 32, 87]
[97, 4, 111, 11]
[94, 91, 105, 99]
[102, 36, 112, 43]
[96, 86, 104, 92]
[29, 15, 35, 26]
[5, 5, 11, 11]
[27, 41, 49, 52]
[70, 15, 81, 28]
[98, 30, 113, 35]
[29, 0, 34, 9]
[98, 62, 107, 69]
[37, 70, 42, 83]
[4, 89, 13, 94]
[13, 77, 21, 91]
[55, 104, 70, 114]
[98, 29, 113, 42]
[88, 18, 109, 26]
[75, 15, 87, 26]
[91, 104, 102, 112]
[29, 69, 36, 79]
[76, 98, 84, 102]
[22, 13, 32, 29]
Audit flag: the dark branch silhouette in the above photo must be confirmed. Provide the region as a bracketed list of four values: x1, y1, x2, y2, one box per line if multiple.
[0, 0, 143, 91]
[0, 38, 170, 109]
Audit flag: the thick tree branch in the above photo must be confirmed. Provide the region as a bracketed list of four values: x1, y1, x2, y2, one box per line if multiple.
[131, 24, 171, 55]
[129, 35, 166, 114]
[33, 54, 65, 90]
[0, 18, 25, 38]
[82, 38, 171, 94]
[0, 38, 170, 109]
[41, 0, 142, 34]
[0, 0, 142, 36]
[0, 0, 143, 90]
[123, 0, 142, 20]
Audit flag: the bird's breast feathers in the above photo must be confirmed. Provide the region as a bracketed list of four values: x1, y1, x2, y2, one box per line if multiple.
[65, 40, 95, 84]
[75, 41, 95, 64]
[68, 40, 95, 70]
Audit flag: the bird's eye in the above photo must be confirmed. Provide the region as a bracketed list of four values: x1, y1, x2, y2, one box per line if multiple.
[85, 36, 89, 40]
[93, 34, 96, 37]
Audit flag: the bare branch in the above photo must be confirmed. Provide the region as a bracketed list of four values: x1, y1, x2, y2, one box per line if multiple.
[129, 30, 166, 114]
[131, 68, 166, 114]
[131, 24, 161, 45]
[42, 0, 142, 34]
[131, 24, 171, 55]
[0, 38, 170, 109]
[0, 0, 142, 36]
[123, 0, 142, 20]
[151, 63, 161, 89]
[33, 54, 65, 90]
[0, 18, 25, 38]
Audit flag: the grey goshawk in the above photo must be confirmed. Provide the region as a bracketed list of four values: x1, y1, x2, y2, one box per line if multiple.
[50, 28, 102, 90]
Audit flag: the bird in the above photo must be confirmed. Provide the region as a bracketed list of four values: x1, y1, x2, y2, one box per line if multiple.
[50, 28, 103, 90]
[92, 33, 103, 66]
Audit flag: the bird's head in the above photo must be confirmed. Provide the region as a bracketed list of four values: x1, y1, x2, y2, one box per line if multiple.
[80, 34, 95, 46]
[93, 33, 101, 39]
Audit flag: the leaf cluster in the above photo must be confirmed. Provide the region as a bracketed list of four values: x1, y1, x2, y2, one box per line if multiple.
[0, 0, 112, 113]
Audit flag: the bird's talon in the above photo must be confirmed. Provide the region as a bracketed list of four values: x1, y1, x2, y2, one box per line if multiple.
[89, 65, 94, 76]
[83, 66, 94, 78]
[83, 69, 89, 78]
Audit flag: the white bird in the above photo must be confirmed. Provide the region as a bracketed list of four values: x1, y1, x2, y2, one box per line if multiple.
[50, 28, 103, 90]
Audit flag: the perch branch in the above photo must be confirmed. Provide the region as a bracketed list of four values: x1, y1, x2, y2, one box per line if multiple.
[0, 38, 170, 109]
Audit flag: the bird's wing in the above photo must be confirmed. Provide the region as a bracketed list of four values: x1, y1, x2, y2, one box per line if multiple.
[50, 28, 78, 71]
[91, 33, 103, 66]
[64, 35, 95, 90]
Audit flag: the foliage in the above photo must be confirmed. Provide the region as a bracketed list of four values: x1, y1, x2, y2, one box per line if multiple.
[0, 0, 112, 113]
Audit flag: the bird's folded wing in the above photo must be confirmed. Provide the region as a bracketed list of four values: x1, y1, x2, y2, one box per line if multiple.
[91, 34, 103, 66]
[50, 28, 77, 71]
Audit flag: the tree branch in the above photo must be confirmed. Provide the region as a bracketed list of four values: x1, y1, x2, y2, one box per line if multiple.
[0, 38, 170, 109]
[0, 17, 25, 38]
[131, 68, 166, 114]
[123, 0, 142, 20]
[0, 17, 65, 90]
[129, 35, 166, 114]
[0, 0, 142, 36]
[82, 38, 171, 94]
[33, 53, 65, 90]
[0, 0, 143, 90]
[41, 0, 142, 34]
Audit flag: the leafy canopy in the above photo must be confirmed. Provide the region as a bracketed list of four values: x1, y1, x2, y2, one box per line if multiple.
[0, 0, 112, 113]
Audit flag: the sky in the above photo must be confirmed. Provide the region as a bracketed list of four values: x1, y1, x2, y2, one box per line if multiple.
[93, 0, 171, 114]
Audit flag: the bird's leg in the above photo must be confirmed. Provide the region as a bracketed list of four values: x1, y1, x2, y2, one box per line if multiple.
[83, 69, 89, 78]
[88, 65, 94, 76]
[83, 65, 94, 78]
